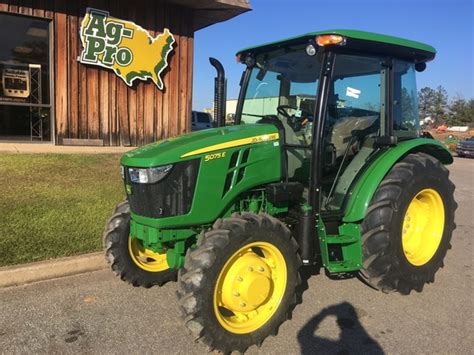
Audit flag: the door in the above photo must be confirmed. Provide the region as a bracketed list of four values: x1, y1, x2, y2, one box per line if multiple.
[320, 54, 384, 211]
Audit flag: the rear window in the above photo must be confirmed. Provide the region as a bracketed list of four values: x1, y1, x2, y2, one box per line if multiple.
[196, 112, 210, 123]
[393, 60, 419, 138]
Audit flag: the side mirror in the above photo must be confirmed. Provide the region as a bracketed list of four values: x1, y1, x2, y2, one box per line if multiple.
[415, 62, 426, 72]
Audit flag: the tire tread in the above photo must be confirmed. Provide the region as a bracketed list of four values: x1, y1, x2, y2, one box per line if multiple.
[360, 153, 456, 294]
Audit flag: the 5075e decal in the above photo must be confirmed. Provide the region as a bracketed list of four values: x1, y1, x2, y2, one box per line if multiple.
[204, 152, 227, 162]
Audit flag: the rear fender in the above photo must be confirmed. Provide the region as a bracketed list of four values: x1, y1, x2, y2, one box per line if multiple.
[342, 138, 452, 223]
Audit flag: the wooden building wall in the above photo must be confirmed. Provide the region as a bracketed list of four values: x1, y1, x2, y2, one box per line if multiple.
[0, 0, 194, 146]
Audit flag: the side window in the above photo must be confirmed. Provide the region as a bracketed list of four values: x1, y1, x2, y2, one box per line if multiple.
[393, 61, 419, 137]
[196, 112, 210, 124]
[322, 54, 383, 211]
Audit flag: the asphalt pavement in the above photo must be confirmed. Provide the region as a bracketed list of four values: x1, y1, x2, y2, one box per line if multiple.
[1, 157, 473, 354]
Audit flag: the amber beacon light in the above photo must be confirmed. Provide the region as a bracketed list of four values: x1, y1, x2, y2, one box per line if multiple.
[316, 34, 346, 46]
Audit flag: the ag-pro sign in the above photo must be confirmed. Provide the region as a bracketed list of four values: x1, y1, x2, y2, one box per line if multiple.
[79, 8, 175, 89]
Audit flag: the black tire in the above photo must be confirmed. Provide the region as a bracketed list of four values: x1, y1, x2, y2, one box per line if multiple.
[177, 212, 302, 353]
[103, 200, 177, 287]
[360, 152, 457, 294]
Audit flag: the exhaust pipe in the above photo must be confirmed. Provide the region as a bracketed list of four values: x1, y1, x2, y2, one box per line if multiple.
[209, 57, 227, 127]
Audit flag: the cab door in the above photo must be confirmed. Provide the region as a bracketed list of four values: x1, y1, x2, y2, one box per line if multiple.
[320, 54, 385, 212]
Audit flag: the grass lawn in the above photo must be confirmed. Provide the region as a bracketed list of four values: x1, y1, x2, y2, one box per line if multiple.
[0, 153, 124, 266]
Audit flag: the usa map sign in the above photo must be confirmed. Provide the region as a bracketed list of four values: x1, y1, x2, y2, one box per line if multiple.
[79, 8, 175, 89]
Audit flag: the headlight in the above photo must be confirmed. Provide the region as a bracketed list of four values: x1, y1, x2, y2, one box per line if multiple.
[120, 165, 125, 180]
[128, 164, 173, 184]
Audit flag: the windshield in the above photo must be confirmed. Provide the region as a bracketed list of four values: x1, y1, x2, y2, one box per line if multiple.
[240, 45, 323, 143]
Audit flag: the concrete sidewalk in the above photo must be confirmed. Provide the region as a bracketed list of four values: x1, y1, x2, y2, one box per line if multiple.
[0, 142, 133, 154]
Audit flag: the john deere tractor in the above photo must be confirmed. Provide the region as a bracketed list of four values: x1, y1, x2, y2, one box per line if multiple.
[103, 30, 456, 353]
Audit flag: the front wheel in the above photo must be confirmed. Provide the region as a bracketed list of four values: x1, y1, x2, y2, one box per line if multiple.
[177, 213, 302, 353]
[360, 153, 457, 294]
[103, 200, 177, 287]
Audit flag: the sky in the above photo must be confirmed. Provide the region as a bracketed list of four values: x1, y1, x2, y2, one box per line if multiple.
[192, 0, 473, 110]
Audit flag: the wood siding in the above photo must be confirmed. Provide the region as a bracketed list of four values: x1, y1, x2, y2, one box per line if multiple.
[0, 0, 194, 146]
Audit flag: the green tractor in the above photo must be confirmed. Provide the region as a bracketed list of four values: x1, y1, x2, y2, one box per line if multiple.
[103, 30, 456, 352]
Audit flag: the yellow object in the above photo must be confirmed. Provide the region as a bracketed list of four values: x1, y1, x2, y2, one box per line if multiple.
[128, 237, 170, 272]
[181, 133, 279, 158]
[402, 188, 445, 266]
[316, 34, 345, 46]
[213, 242, 287, 334]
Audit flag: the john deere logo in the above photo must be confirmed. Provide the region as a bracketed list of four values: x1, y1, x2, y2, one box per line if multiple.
[79, 8, 175, 89]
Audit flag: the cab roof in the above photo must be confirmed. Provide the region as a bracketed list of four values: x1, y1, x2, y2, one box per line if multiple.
[236, 29, 436, 63]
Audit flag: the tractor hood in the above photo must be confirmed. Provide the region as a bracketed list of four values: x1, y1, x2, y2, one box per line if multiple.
[121, 123, 280, 167]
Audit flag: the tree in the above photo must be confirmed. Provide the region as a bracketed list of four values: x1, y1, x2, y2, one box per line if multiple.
[418, 86, 448, 124]
[418, 86, 436, 120]
[448, 97, 474, 126]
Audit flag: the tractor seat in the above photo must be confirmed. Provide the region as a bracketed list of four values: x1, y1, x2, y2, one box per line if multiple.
[329, 115, 378, 158]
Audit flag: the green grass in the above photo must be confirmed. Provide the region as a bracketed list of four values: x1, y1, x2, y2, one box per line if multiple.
[0, 153, 124, 266]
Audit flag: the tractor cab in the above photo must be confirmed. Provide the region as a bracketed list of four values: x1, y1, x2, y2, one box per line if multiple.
[233, 30, 436, 212]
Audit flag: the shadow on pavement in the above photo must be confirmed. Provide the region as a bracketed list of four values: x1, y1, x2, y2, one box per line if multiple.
[297, 302, 384, 355]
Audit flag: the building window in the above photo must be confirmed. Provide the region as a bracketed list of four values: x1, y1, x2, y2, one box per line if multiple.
[0, 13, 51, 141]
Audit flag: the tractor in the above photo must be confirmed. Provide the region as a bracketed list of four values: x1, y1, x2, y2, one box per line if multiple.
[103, 30, 456, 353]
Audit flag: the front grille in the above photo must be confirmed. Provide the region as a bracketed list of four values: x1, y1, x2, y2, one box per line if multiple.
[125, 159, 200, 218]
[458, 144, 474, 151]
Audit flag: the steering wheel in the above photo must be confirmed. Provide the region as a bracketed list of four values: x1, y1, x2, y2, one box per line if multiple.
[277, 105, 313, 131]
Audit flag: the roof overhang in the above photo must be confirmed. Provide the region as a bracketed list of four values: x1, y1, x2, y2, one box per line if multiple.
[168, 0, 251, 31]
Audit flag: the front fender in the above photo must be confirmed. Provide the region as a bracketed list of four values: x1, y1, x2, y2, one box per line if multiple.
[342, 138, 452, 223]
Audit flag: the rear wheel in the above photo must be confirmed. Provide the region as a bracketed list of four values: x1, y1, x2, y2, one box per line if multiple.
[103, 200, 177, 287]
[177, 213, 302, 353]
[360, 153, 456, 294]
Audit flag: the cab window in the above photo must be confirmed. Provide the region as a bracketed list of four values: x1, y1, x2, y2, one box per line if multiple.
[393, 60, 420, 138]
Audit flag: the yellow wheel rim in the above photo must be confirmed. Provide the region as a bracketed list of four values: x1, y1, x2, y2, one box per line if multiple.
[213, 242, 287, 334]
[402, 188, 445, 266]
[128, 237, 169, 272]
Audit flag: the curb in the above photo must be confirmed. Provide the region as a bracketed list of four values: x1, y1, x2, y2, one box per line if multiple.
[0, 252, 107, 288]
